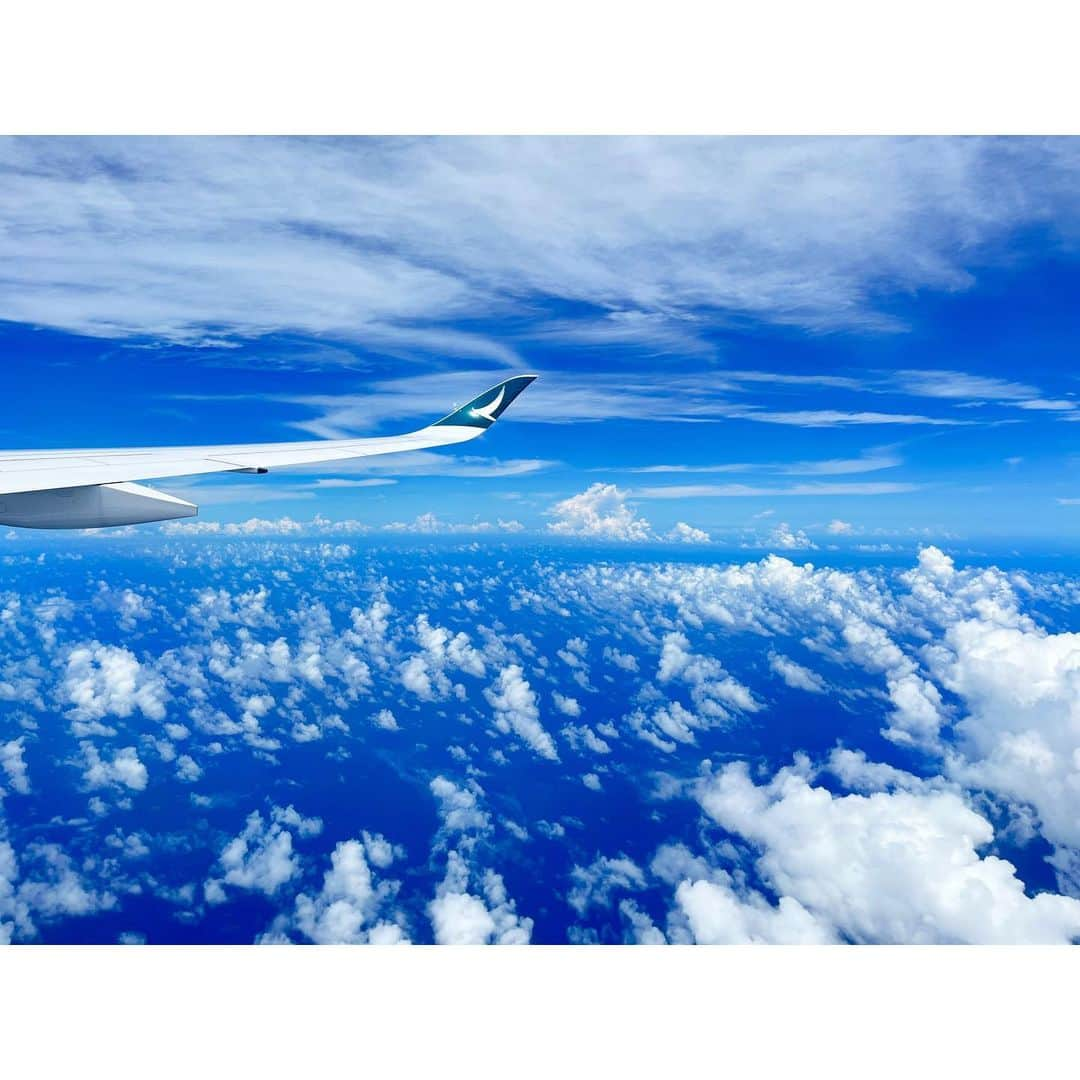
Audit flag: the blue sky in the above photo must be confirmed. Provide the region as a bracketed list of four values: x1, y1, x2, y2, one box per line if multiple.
[2, 136, 1080, 551]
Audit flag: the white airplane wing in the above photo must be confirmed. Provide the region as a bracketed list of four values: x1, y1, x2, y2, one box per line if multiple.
[0, 374, 537, 529]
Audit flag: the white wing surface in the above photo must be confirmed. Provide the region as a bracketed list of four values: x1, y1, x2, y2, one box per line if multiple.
[0, 375, 536, 529]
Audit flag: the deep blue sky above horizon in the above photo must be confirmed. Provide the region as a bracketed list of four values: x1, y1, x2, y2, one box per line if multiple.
[3, 136, 1080, 550]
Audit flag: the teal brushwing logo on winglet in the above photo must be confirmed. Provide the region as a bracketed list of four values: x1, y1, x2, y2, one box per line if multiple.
[433, 374, 537, 429]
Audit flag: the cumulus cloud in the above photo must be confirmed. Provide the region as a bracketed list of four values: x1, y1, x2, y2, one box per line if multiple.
[372, 708, 399, 731]
[0, 738, 30, 796]
[674, 879, 834, 944]
[13, 534, 1080, 945]
[8, 843, 116, 938]
[552, 691, 581, 718]
[568, 855, 648, 915]
[206, 804, 322, 902]
[382, 513, 524, 535]
[166, 516, 344, 537]
[81, 743, 149, 792]
[428, 850, 532, 945]
[620, 630, 765, 754]
[291, 834, 408, 945]
[484, 664, 558, 760]
[667, 522, 711, 544]
[429, 776, 492, 836]
[0, 838, 19, 944]
[768, 652, 827, 693]
[560, 551, 946, 747]
[767, 522, 817, 551]
[904, 547, 1080, 858]
[547, 484, 652, 542]
[61, 643, 167, 728]
[693, 760, 1080, 944]
[398, 613, 486, 701]
[603, 647, 639, 673]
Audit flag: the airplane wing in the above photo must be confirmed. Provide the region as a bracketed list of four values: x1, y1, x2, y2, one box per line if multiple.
[0, 374, 537, 529]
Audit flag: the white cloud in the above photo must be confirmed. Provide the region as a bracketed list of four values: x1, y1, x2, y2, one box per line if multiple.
[0, 837, 21, 944]
[732, 410, 966, 428]
[636, 482, 918, 499]
[623, 630, 764, 754]
[429, 776, 492, 835]
[10, 843, 116, 936]
[667, 522, 711, 544]
[627, 449, 901, 477]
[428, 890, 495, 945]
[4, 138, 1078, 355]
[919, 599, 1080, 853]
[547, 483, 652, 542]
[768, 652, 826, 693]
[767, 523, 817, 551]
[552, 691, 581, 717]
[175, 754, 203, 782]
[603, 647, 639, 673]
[293, 835, 408, 945]
[206, 804, 321, 901]
[372, 708, 399, 731]
[188, 584, 276, 630]
[560, 552, 945, 748]
[568, 855, 648, 915]
[167, 516, 350, 537]
[484, 664, 558, 760]
[695, 761, 1080, 944]
[889, 370, 1076, 414]
[675, 879, 835, 944]
[561, 725, 611, 755]
[656, 631, 760, 718]
[826, 519, 854, 535]
[61, 643, 167, 727]
[382, 513, 524, 536]
[428, 850, 532, 945]
[618, 900, 667, 944]
[0, 738, 30, 795]
[81, 743, 149, 792]
[398, 613, 486, 701]
[296, 450, 555, 479]
[165, 516, 308, 536]
[826, 748, 937, 794]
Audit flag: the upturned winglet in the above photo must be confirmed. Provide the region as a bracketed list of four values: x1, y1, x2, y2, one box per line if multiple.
[433, 374, 538, 429]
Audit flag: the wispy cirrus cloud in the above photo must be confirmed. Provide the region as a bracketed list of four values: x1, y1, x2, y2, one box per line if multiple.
[885, 369, 1077, 414]
[290, 450, 557, 479]
[634, 482, 918, 499]
[727, 409, 969, 428]
[280, 370, 986, 435]
[3, 137, 1080, 359]
[623, 449, 903, 476]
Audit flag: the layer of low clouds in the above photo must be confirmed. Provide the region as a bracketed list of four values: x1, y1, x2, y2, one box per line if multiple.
[6, 537, 1080, 944]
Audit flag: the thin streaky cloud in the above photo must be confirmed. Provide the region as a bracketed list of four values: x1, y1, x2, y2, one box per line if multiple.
[280, 371, 985, 437]
[888, 369, 1043, 401]
[1015, 399, 1076, 412]
[634, 482, 919, 499]
[621, 451, 903, 476]
[729, 410, 969, 428]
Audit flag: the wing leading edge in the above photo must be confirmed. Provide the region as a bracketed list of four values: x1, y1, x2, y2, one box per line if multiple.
[0, 374, 537, 529]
